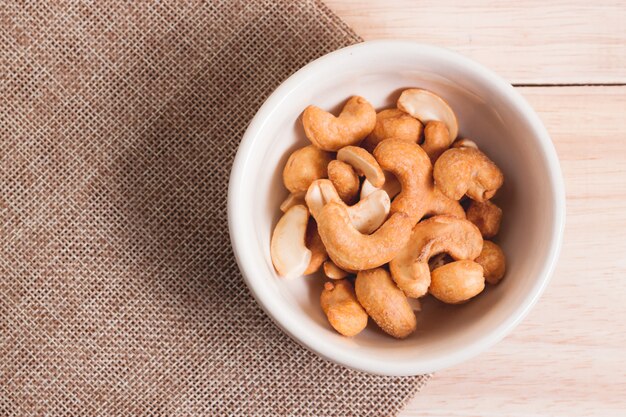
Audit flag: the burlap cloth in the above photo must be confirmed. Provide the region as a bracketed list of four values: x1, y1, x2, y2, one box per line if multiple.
[0, 1, 430, 415]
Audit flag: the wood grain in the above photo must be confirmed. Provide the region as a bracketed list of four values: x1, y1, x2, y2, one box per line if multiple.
[326, 0, 626, 85]
[399, 86, 626, 416]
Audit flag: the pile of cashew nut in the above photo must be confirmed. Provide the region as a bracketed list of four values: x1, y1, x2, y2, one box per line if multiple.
[271, 89, 507, 339]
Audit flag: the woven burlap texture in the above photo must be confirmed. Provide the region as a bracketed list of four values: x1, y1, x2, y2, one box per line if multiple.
[0, 1, 430, 415]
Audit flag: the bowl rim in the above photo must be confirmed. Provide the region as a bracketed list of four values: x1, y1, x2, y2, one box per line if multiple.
[227, 40, 566, 376]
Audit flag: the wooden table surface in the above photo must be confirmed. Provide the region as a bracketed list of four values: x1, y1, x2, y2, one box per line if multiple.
[326, 1, 626, 415]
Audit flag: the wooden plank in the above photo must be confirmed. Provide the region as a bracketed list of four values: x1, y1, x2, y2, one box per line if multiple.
[326, 0, 626, 85]
[400, 86, 626, 416]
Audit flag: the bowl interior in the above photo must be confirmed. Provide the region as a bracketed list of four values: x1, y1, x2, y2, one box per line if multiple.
[230, 43, 562, 375]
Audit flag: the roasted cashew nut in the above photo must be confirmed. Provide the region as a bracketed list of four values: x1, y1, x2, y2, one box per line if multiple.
[466, 200, 503, 239]
[317, 202, 413, 271]
[475, 240, 506, 284]
[327, 160, 359, 204]
[389, 215, 483, 298]
[355, 268, 416, 339]
[321, 280, 368, 337]
[306, 179, 390, 235]
[337, 146, 385, 188]
[373, 138, 464, 224]
[429, 260, 485, 304]
[397, 88, 458, 142]
[270, 205, 312, 279]
[282, 145, 333, 193]
[302, 96, 376, 151]
[303, 219, 328, 275]
[434, 147, 504, 202]
[362, 108, 423, 152]
[422, 120, 452, 163]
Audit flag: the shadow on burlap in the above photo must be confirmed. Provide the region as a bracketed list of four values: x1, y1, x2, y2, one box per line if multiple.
[0, 1, 430, 415]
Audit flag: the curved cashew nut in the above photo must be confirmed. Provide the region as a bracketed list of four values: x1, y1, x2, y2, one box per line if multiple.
[360, 171, 402, 201]
[422, 120, 452, 163]
[373, 138, 429, 221]
[282, 145, 333, 193]
[466, 199, 503, 238]
[270, 205, 312, 279]
[317, 202, 413, 271]
[303, 219, 328, 275]
[429, 260, 485, 304]
[389, 215, 483, 298]
[373, 138, 464, 223]
[302, 96, 376, 151]
[280, 191, 306, 213]
[475, 240, 506, 284]
[362, 108, 423, 152]
[355, 268, 416, 339]
[337, 146, 385, 188]
[327, 160, 359, 204]
[306, 179, 391, 235]
[321, 280, 368, 337]
[397, 88, 458, 142]
[434, 147, 504, 202]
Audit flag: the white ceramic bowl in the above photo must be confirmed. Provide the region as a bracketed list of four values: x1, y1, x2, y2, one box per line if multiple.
[228, 41, 565, 376]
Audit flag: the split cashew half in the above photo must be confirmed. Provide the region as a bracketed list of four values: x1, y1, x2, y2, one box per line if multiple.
[429, 260, 485, 304]
[362, 108, 423, 152]
[270, 205, 312, 279]
[389, 215, 483, 298]
[397, 88, 458, 142]
[317, 202, 413, 271]
[302, 96, 376, 151]
[306, 179, 390, 235]
[321, 280, 368, 337]
[373, 138, 464, 224]
[282, 145, 333, 193]
[337, 146, 385, 188]
[434, 147, 504, 202]
[355, 268, 417, 339]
